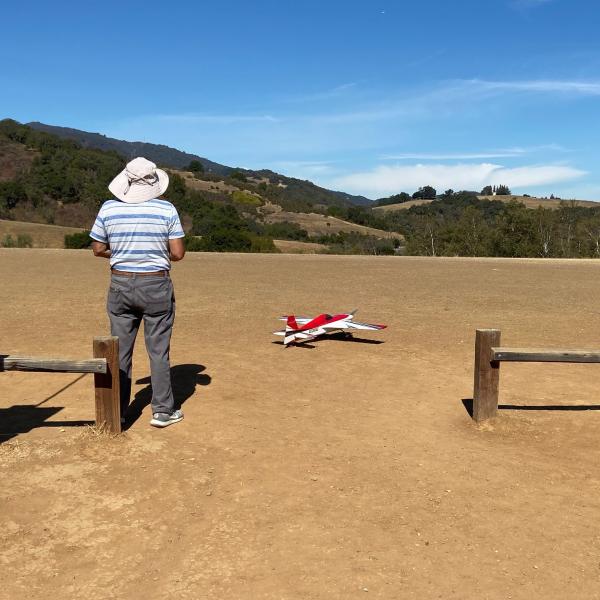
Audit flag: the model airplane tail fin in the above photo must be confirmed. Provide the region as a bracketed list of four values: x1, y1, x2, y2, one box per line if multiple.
[286, 315, 299, 330]
[283, 315, 301, 345]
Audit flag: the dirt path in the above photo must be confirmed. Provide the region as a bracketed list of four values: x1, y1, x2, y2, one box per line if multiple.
[2, 250, 600, 599]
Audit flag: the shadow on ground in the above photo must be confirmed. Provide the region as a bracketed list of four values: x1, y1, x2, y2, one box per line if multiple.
[124, 364, 211, 428]
[272, 332, 385, 349]
[462, 398, 600, 419]
[0, 374, 94, 444]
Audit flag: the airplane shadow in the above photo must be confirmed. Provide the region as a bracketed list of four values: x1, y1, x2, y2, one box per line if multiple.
[123, 364, 211, 429]
[272, 332, 385, 349]
[461, 398, 600, 419]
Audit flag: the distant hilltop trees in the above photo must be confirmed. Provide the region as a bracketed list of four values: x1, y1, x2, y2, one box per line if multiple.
[412, 185, 437, 200]
[375, 184, 514, 206]
[481, 185, 512, 196]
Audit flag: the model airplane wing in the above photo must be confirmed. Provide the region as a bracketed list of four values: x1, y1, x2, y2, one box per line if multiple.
[345, 321, 387, 331]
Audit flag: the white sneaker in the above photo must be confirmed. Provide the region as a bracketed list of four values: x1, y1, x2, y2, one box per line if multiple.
[150, 410, 184, 428]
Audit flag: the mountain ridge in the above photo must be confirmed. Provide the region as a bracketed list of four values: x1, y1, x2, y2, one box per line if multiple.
[27, 121, 372, 207]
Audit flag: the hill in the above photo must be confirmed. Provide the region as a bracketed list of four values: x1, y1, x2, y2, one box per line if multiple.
[262, 206, 402, 240]
[28, 122, 231, 176]
[8, 119, 600, 258]
[373, 194, 599, 212]
[0, 119, 395, 254]
[28, 121, 371, 208]
[0, 137, 37, 181]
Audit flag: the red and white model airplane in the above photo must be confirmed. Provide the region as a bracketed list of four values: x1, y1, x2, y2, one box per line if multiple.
[274, 310, 387, 345]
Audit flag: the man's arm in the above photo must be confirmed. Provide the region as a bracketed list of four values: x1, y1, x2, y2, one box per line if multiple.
[91, 241, 111, 259]
[169, 238, 185, 261]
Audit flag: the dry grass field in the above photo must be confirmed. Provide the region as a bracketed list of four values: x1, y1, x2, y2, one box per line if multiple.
[372, 199, 435, 212]
[0, 219, 81, 248]
[264, 210, 403, 240]
[3, 250, 600, 599]
[273, 239, 327, 254]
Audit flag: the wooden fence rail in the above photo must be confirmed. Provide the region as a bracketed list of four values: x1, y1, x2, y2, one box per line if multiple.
[1, 336, 121, 433]
[0, 357, 107, 373]
[473, 328, 600, 423]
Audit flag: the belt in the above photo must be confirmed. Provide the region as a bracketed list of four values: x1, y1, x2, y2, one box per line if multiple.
[111, 269, 169, 277]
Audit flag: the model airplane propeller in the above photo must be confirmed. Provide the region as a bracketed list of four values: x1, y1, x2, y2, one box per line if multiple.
[273, 310, 386, 346]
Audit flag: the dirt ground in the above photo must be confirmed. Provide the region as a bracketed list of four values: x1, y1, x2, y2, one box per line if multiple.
[3, 250, 600, 599]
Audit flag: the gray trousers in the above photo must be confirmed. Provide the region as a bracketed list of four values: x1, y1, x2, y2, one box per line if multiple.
[107, 273, 176, 415]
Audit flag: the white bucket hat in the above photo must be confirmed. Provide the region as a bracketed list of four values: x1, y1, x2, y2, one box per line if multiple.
[108, 157, 169, 203]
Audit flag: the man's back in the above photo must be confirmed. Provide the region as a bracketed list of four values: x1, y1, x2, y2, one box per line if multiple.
[91, 199, 184, 273]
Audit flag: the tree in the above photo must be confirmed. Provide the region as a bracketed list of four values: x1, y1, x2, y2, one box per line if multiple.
[412, 185, 436, 200]
[0, 181, 27, 209]
[65, 231, 92, 249]
[200, 229, 252, 252]
[374, 192, 411, 206]
[447, 206, 490, 256]
[187, 160, 204, 174]
[230, 170, 247, 183]
[495, 185, 511, 196]
[481, 185, 493, 195]
[492, 202, 536, 257]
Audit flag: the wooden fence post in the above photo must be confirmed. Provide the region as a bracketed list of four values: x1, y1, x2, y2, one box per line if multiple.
[473, 329, 501, 423]
[93, 336, 121, 433]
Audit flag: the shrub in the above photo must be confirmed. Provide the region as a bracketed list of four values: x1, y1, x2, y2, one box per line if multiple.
[65, 231, 92, 249]
[263, 221, 309, 241]
[200, 228, 253, 252]
[1, 233, 33, 248]
[231, 190, 262, 206]
[187, 160, 204, 174]
[183, 234, 204, 251]
[249, 235, 278, 253]
[229, 170, 247, 183]
[1, 234, 16, 248]
[16, 234, 33, 248]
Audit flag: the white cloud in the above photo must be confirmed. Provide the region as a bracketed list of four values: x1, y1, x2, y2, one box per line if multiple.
[380, 145, 568, 161]
[467, 78, 600, 96]
[330, 163, 586, 198]
[382, 152, 521, 160]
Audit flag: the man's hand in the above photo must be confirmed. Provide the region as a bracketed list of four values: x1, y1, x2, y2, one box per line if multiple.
[169, 238, 185, 261]
[91, 241, 111, 259]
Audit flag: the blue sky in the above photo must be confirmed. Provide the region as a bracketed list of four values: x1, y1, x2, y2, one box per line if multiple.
[2, 0, 600, 199]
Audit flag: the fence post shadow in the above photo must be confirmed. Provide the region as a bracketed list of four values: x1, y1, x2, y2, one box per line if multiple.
[462, 397, 600, 419]
[0, 405, 94, 444]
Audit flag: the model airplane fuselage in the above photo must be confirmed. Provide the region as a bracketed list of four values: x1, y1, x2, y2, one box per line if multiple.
[274, 310, 386, 345]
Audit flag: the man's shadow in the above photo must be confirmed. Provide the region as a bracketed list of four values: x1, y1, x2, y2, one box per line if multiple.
[124, 364, 211, 429]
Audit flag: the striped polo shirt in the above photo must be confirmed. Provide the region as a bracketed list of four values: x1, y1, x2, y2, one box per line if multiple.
[90, 199, 185, 272]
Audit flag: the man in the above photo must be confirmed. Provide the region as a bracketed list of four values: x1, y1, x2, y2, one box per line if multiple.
[90, 157, 186, 428]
